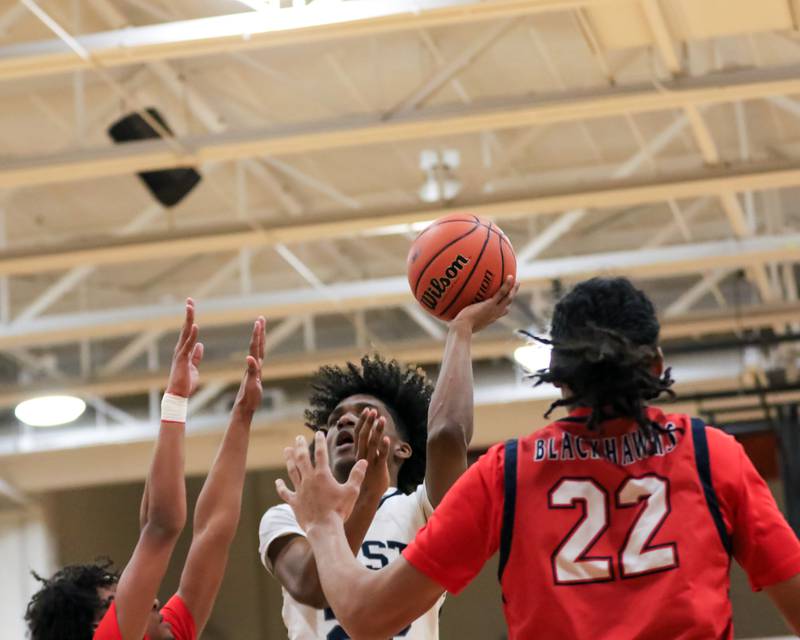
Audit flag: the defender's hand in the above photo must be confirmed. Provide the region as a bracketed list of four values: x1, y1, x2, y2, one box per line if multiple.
[276, 432, 367, 530]
[166, 298, 204, 397]
[234, 316, 266, 416]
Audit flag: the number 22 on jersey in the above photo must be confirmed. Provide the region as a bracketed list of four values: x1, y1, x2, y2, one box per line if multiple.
[548, 474, 678, 585]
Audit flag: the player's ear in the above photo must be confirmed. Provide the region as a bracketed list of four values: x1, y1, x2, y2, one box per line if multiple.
[393, 440, 412, 461]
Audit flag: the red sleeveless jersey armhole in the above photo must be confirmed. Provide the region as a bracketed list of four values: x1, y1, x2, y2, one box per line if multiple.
[161, 594, 197, 640]
[92, 595, 197, 640]
[93, 602, 122, 640]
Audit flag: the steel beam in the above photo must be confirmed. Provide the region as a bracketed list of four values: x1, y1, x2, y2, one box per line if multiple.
[1, 233, 799, 350]
[0, 336, 517, 408]
[386, 18, 515, 116]
[640, 0, 681, 75]
[1, 306, 798, 409]
[0, 1, 607, 81]
[664, 269, 734, 317]
[5, 64, 800, 188]
[516, 112, 689, 263]
[3, 159, 800, 277]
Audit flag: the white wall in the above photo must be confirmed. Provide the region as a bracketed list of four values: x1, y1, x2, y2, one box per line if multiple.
[0, 506, 56, 639]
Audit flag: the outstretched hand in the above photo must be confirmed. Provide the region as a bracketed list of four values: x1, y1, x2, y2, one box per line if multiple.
[353, 408, 391, 499]
[166, 298, 204, 397]
[234, 316, 266, 415]
[452, 275, 519, 333]
[276, 432, 367, 531]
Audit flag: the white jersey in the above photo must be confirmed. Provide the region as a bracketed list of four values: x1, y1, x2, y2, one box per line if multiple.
[259, 485, 445, 640]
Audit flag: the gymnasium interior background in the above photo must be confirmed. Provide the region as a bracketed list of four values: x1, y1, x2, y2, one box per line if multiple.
[1, 0, 799, 637]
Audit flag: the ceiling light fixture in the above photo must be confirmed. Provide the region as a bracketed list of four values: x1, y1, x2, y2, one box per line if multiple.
[15, 395, 87, 428]
[419, 149, 461, 204]
[513, 343, 552, 373]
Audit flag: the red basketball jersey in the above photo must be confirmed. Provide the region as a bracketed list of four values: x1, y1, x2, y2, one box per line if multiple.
[94, 594, 196, 640]
[403, 407, 800, 639]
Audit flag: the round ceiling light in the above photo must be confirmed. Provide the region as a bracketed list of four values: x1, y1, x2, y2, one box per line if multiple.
[513, 344, 552, 373]
[15, 395, 87, 427]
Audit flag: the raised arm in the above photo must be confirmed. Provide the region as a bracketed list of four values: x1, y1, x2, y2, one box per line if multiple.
[277, 431, 444, 640]
[177, 317, 265, 635]
[426, 276, 517, 506]
[268, 409, 390, 608]
[115, 299, 203, 640]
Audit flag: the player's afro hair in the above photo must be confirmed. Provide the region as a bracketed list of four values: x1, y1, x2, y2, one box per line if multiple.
[305, 354, 433, 494]
[528, 277, 674, 436]
[25, 559, 119, 640]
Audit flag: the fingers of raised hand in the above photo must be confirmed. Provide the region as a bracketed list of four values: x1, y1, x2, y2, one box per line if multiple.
[312, 431, 329, 471]
[366, 417, 385, 461]
[191, 341, 204, 367]
[179, 298, 194, 335]
[257, 316, 266, 361]
[179, 323, 199, 358]
[249, 319, 260, 359]
[176, 299, 195, 351]
[294, 435, 314, 476]
[284, 447, 301, 488]
[492, 275, 515, 304]
[245, 354, 259, 376]
[355, 408, 375, 458]
[275, 478, 295, 504]
[377, 435, 390, 461]
[347, 459, 368, 493]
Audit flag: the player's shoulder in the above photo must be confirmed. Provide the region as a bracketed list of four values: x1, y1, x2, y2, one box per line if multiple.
[259, 503, 301, 537]
[701, 422, 738, 446]
[660, 410, 741, 457]
[261, 501, 295, 521]
[465, 439, 514, 483]
[696, 419, 745, 471]
[472, 440, 508, 472]
[384, 484, 431, 514]
[258, 502, 305, 569]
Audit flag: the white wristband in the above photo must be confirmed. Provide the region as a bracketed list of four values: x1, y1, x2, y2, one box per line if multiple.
[161, 393, 188, 423]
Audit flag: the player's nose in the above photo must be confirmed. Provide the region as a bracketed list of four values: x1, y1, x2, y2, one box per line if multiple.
[336, 413, 358, 429]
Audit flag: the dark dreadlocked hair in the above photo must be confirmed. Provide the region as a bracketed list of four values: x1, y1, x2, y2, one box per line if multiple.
[304, 355, 433, 494]
[529, 277, 675, 436]
[25, 559, 119, 640]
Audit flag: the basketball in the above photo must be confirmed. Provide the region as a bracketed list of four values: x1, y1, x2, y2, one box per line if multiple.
[407, 214, 517, 321]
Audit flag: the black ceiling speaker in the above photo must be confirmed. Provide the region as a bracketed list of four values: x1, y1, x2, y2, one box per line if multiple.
[108, 107, 202, 207]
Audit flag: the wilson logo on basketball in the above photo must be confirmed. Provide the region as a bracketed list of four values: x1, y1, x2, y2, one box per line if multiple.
[420, 254, 469, 310]
[472, 269, 494, 304]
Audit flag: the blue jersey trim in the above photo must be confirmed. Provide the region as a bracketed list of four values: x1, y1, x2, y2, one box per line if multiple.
[691, 417, 733, 556]
[378, 489, 403, 509]
[498, 438, 518, 582]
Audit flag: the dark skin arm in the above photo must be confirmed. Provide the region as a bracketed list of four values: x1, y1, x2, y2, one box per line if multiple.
[278, 432, 443, 640]
[268, 409, 390, 609]
[176, 317, 265, 635]
[115, 299, 203, 640]
[426, 276, 518, 506]
[764, 572, 800, 634]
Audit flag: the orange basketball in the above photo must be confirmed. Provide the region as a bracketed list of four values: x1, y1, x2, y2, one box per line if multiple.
[407, 213, 517, 321]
